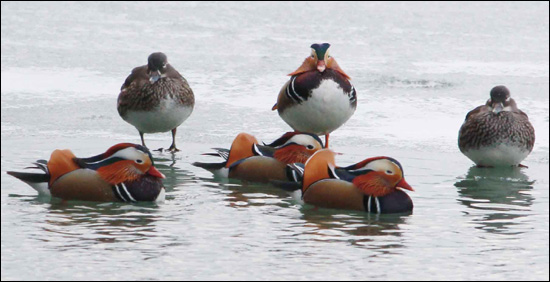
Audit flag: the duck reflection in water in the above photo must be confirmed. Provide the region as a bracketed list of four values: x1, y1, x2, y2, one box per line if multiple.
[41, 201, 166, 247]
[296, 206, 410, 252]
[455, 166, 534, 234]
[198, 178, 291, 209]
[152, 153, 195, 195]
[201, 176, 411, 252]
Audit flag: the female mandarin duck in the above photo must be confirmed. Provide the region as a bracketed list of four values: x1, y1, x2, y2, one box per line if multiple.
[272, 43, 357, 147]
[192, 132, 324, 183]
[288, 149, 414, 214]
[458, 86, 535, 167]
[117, 52, 195, 152]
[7, 143, 166, 202]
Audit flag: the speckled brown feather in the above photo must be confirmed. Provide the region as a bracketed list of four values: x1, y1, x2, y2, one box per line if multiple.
[458, 101, 535, 152]
[117, 64, 194, 116]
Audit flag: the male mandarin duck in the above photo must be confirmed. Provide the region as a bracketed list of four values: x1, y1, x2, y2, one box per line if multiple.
[117, 52, 195, 152]
[7, 143, 166, 202]
[285, 149, 414, 214]
[272, 43, 357, 147]
[458, 86, 535, 167]
[192, 132, 324, 183]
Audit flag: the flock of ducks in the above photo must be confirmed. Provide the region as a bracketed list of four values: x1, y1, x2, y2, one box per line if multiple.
[7, 43, 536, 214]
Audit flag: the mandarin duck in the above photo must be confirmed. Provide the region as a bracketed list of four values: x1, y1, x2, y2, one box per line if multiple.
[283, 149, 414, 214]
[458, 86, 535, 167]
[7, 143, 166, 202]
[272, 43, 357, 147]
[117, 52, 195, 152]
[192, 132, 324, 183]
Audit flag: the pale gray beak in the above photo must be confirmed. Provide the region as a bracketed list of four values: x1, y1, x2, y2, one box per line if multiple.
[149, 70, 161, 83]
[492, 102, 504, 113]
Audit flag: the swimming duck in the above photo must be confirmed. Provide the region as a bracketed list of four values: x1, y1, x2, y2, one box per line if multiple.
[458, 86, 535, 167]
[192, 132, 324, 183]
[7, 143, 166, 202]
[286, 149, 414, 214]
[272, 43, 357, 147]
[117, 52, 195, 152]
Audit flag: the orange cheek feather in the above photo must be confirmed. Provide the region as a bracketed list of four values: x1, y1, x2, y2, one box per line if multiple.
[288, 57, 317, 76]
[96, 160, 141, 185]
[352, 173, 395, 197]
[326, 58, 350, 80]
[274, 145, 315, 164]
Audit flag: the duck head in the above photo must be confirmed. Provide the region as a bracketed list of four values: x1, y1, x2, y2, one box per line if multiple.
[289, 43, 350, 79]
[486, 85, 517, 114]
[75, 143, 165, 185]
[147, 52, 168, 83]
[267, 132, 324, 164]
[343, 157, 414, 197]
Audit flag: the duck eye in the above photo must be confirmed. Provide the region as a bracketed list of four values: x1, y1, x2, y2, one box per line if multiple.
[136, 159, 144, 164]
[306, 145, 315, 150]
[386, 170, 393, 175]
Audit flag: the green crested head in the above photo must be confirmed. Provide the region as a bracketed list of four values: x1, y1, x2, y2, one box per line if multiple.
[310, 43, 331, 60]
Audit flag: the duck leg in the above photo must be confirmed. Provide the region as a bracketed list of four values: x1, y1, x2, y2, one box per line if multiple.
[139, 131, 147, 147]
[168, 128, 180, 152]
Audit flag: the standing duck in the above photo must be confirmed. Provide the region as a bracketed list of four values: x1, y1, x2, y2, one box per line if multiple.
[272, 43, 357, 147]
[7, 143, 166, 202]
[286, 149, 414, 214]
[458, 86, 535, 167]
[192, 132, 324, 183]
[117, 52, 195, 152]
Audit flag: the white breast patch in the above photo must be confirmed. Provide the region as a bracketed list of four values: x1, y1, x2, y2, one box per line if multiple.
[125, 97, 193, 133]
[280, 79, 355, 135]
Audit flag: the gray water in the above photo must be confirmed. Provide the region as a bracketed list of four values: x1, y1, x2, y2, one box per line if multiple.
[1, 2, 549, 280]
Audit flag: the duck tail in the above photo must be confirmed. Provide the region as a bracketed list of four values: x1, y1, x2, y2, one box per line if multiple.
[192, 161, 226, 171]
[7, 160, 51, 195]
[193, 148, 231, 177]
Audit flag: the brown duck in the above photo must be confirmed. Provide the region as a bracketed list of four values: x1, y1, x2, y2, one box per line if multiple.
[118, 52, 195, 152]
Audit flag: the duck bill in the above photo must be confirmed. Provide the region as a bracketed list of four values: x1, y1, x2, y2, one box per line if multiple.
[147, 166, 166, 179]
[492, 102, 504, 113]
[397, 178, 414, 192]
[149, 70, 161, 83]
[317, 60, 326, 72]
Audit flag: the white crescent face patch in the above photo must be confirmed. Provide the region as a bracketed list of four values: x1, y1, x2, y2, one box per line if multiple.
[350, 159, 400, 176]
[98, 147, 149, 165]
[283, 134, 322, 149]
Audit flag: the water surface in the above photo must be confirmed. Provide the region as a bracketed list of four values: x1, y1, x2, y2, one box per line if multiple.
[1, 2, 549, 280]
